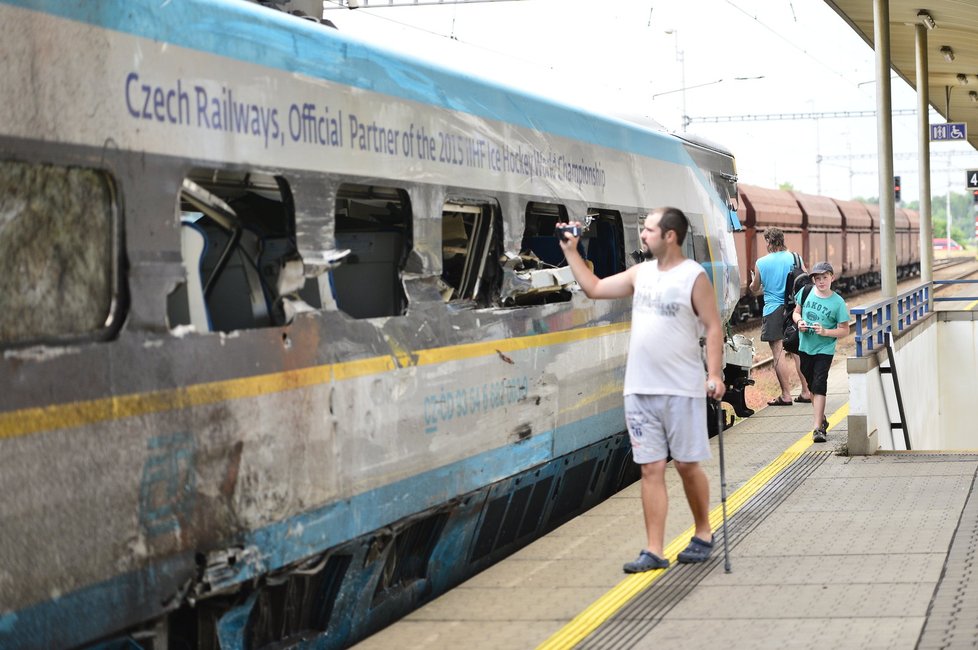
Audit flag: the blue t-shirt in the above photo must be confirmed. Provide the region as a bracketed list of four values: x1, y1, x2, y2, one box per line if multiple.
[757, 250, 795, 316]
[795, 288, 849, 356]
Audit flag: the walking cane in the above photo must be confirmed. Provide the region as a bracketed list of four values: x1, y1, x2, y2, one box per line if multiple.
[709, 384, 732, 573]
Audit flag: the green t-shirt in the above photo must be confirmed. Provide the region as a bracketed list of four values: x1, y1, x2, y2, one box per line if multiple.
[794, 288, 849, 356]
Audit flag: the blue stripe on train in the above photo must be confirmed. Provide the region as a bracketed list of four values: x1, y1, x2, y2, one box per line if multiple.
[1, 0, 685, 166]
[0, 407, 624, 649]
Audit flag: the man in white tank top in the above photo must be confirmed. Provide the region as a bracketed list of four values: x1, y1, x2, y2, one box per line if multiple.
[557, 207, 726, 572]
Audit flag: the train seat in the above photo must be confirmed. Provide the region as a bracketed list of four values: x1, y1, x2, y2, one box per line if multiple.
[176, 219, 212, 332]
[185, 218, 271, 332]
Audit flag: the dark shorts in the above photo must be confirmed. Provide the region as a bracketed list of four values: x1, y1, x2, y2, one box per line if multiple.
[761, 306, 786, 342]
[799, 352, 833, 395]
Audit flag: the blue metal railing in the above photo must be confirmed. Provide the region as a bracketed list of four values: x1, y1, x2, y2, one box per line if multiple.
[850, 280, 978, 357]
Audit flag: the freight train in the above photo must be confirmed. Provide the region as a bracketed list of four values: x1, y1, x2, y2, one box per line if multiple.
[0, 1, 754, 648]
[732, 183, 922, 320]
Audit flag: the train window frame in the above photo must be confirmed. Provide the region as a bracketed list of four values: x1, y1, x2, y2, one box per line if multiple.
[440, 198, 503, 306]
[713, 172, 741, 232]
[331, 182, 412, 319]
[167, 169, 318, 334]
[0, 158, 123, 349]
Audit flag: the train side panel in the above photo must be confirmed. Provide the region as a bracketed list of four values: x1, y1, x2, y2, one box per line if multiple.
[0, 1, 750, 648]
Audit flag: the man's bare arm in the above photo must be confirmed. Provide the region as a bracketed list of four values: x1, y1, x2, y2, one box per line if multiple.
[691, 273, 726, 400]
[748, 263, 761, 295]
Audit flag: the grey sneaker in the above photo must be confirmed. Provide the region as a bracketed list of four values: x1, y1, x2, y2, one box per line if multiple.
[813, 427, 827, 443]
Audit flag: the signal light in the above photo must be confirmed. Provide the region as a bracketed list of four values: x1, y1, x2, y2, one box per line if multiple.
[894, 176, 901, 202]
[973, 189, 978, 204]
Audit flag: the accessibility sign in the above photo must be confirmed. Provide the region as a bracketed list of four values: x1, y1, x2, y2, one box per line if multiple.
[968, 170, 978, 189]
[930, 122, 967, 141]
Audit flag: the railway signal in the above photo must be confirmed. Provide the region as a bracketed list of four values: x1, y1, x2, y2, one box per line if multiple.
[894, 175, 901, 202]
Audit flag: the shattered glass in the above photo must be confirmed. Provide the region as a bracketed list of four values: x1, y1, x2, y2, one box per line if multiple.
[0, 160, 115, 345]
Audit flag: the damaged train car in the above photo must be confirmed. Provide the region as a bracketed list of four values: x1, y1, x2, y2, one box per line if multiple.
[0, 1, 753, 648]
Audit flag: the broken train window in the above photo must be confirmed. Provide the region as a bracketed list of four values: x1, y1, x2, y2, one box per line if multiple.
[440, 199, 503, 306]
[331, 183, 411, 319]
[581, 209, 625, 278]
[506, 202, 624, 306]
[508, 201, 574, 305]
[0, 159, 121, 347]
[167, 169, 320, 333]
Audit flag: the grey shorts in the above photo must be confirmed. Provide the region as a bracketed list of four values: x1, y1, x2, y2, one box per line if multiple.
[624, 394, 711, 464]
[761, 305, 786, 342]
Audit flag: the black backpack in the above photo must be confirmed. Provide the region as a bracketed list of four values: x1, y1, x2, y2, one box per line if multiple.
[783, 283, 814, 355]
[783, 253, 805, 310]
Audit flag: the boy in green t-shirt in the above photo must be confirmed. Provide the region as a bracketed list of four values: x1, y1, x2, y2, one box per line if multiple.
[790, 261, 850, 443]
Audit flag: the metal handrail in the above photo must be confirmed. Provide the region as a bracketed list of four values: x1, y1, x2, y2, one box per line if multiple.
[850, 283, 931, 358]
[850, 279, 978, 357]
[933, 279, 978, 301]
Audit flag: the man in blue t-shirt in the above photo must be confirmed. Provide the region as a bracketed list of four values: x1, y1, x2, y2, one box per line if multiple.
[749, 227, 812, 406]
[790, 261, 850, 443]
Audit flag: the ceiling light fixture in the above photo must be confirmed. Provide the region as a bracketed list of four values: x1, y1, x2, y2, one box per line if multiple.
[970, 91, 978, 102]
[957, 73, 969, 85]
[941, 46, 954, 62]
[917, 10, 937, 30]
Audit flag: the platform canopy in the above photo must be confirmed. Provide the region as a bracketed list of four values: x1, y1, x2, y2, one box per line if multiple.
[825, 1, 978, 152]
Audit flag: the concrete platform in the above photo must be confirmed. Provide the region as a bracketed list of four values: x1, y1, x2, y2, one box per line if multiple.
[353, 358, 978, 649]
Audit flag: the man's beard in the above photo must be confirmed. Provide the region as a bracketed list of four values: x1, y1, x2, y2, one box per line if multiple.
[630, 248, 654, 263]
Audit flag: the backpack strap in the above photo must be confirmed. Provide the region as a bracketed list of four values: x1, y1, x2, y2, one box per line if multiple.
[798, 284, 814, 312]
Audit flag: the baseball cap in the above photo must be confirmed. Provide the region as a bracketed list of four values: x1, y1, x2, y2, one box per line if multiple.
[810, 261, 833, 276]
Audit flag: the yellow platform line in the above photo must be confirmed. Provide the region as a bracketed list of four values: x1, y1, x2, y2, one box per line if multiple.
[537, 402, 849, 650]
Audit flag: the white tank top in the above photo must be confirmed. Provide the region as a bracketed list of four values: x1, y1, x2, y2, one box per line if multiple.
[624, 258, 706, 397]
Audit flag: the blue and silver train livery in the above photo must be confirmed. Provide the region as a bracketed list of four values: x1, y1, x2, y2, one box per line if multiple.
[0, 1, 753, 647]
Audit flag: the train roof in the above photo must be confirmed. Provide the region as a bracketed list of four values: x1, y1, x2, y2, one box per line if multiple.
[831, 198, 873, 230]
[736, 183, 803, 230]
[12, 0, 697, 167]
[790, 190, 841, 230]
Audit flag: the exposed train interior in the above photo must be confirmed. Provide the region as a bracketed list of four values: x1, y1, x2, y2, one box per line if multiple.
[165, 168, 632, 332]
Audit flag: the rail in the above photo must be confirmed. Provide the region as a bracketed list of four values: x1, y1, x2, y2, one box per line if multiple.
[850, 279, 978, 357]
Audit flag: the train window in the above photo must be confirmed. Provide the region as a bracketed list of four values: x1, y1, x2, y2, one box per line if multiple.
[581, 209, 626, 278]
[683, 214, 711, 264]
[332, 183, 411, 319]
[440, 199, 503, 306]
[509, 201, 574, 305]
[713, 171, 741, 231]
[0, 160, 120, 347]
[167, 169, 318, 333]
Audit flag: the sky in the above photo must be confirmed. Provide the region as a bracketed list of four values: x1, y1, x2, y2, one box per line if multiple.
[322, 0, 978, 204]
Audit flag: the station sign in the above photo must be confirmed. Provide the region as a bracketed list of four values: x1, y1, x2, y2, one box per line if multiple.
[968, 170, 978, 190]
[930, 122, 967, 141]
